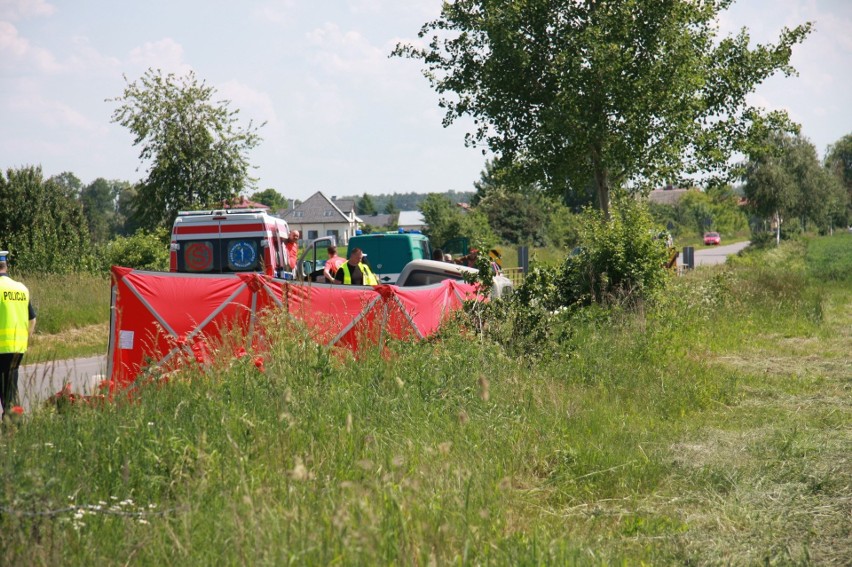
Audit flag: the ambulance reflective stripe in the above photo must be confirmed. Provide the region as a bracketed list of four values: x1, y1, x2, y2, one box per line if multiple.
[0, 278, 29, 352]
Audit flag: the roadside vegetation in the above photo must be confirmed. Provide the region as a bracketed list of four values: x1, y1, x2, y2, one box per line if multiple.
[21, 273, 110, 363]
[1, 232, 848, 565]
[1, 6, 849, 561]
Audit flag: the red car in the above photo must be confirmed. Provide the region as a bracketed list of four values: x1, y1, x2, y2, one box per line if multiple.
[703, 231, 721, 245]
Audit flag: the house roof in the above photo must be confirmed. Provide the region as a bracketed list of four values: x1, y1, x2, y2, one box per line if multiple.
[332, 198, 356, 214]
[648, 188, 691, 205]
[360, 212, 395, 228]
[225, 195, 270, 211]
[397, 210, 425, 227]
[279, 191, 358, 223]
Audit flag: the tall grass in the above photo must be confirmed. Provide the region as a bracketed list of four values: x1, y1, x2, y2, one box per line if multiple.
[18, 272, 111, 362]
[0, 235, 848, 564]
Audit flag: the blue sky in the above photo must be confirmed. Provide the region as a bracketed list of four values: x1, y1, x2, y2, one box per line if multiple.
[2, 0, 850, 201]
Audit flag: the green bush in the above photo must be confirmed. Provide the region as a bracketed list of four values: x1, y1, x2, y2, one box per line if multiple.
[552, 198, 670, 307]
[100, 228, 169, 271]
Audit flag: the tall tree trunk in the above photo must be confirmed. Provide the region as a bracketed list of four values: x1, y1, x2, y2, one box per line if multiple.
[775, 210, 781, 245]
[591, 146, 610, 218]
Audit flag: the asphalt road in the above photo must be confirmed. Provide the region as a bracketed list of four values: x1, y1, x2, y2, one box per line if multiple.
[18, 355, 107, 412]
[678, 241, 750, 267]
[14, 241, 749, 411]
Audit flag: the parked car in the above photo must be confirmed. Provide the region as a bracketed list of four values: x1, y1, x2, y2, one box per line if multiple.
[703, 231, 721, 245]
[395, 259, 514, 299]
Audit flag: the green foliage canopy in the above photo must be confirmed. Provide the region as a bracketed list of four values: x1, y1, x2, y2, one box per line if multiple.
[357, 193, 377, 215]
[554, 198, 670, 307]
[80, 178, 129, 243]
[0, 166, 91, 273]
[825, 133, 852, 225]
[250, 188, 287, 211]
[110, 69, 263, 230]
[668, 186, 748, 238]
[476, 188, 550, 246]
[394, 0, 811, 216]
[744, 132, 845, 235]
[419, 193, 496, 248]
[101, 228, 170, 271]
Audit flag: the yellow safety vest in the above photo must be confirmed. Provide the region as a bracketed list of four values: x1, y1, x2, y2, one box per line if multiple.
[340, 262, 378, 286]
[0, 276, 30, 353]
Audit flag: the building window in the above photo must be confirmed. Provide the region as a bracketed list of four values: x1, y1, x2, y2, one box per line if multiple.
[294, 211, 304, 218]
[326, 229, 339, 242]
[307, 230, 318, 240]
[324, 210, 334, 217]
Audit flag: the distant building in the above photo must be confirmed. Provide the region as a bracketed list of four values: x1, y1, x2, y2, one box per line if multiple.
[647, 186, 691, 206]
[279, 192, 362, 245]
[224, 195, 270, 211]
[397, 210, 426, 232]
[360, 212, 396, 229]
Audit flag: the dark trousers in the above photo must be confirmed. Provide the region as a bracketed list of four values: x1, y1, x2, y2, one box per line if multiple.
[0, 352, 24, 415]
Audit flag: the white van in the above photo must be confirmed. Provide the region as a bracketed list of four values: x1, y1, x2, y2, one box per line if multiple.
[169, 209, 291, 277]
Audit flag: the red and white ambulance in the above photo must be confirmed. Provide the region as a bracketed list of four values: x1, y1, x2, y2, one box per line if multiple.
[169, 209, 291, 277]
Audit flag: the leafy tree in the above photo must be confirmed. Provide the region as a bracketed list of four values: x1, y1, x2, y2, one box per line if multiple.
[110, 69, 263, 230]
[471, 159, 506, 207]
[384, 198, 398, 215]
[80, 178, 120, 243]
[357, 193, 377, 215]
[250, 188, 287, 211]
[554, 198, 670, 308]
[476, 189, 549, 245]
[420, 193, 496, 249]
[546, 202, 580, 249]
[0, 166, 91, 273]
[825, 133, 852, 225]
[669, 186, 748, 238]
[744, 132, 843, 242]
[49, 171, 83, 195]
[101, 228, 170, 271]
[115, 183, 142, 236]
[420, 194, 464, 246]
[394, 1, 811, 217]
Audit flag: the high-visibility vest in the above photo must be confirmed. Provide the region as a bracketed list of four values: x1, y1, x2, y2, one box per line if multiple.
[339, 262, 378, 286]
[0, 276, 30, 353]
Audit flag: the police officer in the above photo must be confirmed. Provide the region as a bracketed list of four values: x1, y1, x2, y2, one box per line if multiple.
[334, 247, 378, 286]
[0, 251, 36, 418]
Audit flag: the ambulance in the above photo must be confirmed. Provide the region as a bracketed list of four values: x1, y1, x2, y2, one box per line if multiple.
[169, 209, 291, 277]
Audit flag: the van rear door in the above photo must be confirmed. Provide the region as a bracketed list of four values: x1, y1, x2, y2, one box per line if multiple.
[174, 217, 266, 274]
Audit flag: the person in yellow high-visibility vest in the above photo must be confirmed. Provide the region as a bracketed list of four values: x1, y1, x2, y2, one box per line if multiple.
[333, 247, 378, 286]
[0, 252, 36, 418]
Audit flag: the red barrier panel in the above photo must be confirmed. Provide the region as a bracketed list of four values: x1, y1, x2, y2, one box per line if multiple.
[108, 267, 479, 388]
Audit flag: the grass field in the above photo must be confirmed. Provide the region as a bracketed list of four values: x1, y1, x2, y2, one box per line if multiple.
[19, 272, 110, 363]
[0, 234, 849, 565]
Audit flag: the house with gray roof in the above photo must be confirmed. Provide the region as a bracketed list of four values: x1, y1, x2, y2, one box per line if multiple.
[397, 210, 426, 231]
[360, 212, 396, 230]
[279, 192, 362, 245]
[648, 186, 692, 206]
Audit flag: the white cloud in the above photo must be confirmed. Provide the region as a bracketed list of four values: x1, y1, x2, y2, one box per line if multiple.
[0, 0, 55, 21]
[346, 0, 438, 20]
[6, 82, 103, 133]
[306, 22, 386, 76]
[65, 35, 121, 74]
[127, 38, 192, 76]
[253, 0, 295, 25]
[219, 80, 278, 126]
[0, 20, 59, 71]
